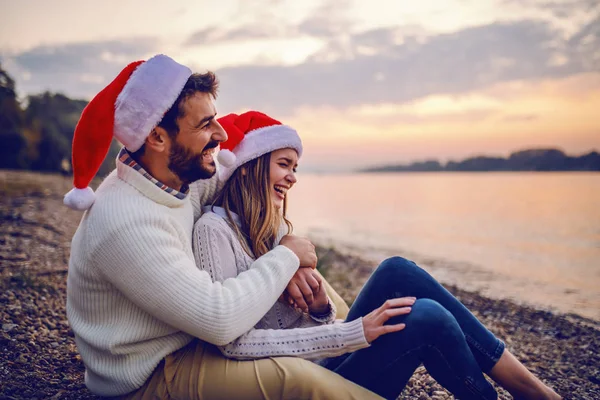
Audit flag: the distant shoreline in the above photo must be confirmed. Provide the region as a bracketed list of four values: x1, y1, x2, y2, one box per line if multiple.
[360, 148, 600, 173]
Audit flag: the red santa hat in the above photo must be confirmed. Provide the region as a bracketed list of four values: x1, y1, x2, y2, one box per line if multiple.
[216, 111, 303, 182]
[63, 54, 192, 211]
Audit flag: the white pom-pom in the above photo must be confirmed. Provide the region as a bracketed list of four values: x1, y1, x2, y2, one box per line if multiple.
[64, 187, 96, 211]
[217, 149, 237, 168]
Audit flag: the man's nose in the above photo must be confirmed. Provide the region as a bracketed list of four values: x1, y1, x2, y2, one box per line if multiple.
[213, 120, 228, 142]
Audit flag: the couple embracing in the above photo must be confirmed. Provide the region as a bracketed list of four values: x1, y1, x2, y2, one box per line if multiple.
[65, 55, 559, 399]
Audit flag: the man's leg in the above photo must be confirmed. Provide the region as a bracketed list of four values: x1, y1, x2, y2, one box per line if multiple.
[318, 270, 350, 319]
[129, 340, 383, 400]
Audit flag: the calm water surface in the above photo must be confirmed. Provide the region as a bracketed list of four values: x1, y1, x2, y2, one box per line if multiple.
[287, 172, 600, 321]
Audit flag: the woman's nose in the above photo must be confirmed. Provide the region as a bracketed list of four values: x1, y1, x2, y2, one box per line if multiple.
[287, 172, 297, 184]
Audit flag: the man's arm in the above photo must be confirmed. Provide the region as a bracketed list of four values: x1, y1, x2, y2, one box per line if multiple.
[189, 173, 222, 221]
[93, 214, 299, 346]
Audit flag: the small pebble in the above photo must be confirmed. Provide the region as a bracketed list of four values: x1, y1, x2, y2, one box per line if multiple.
[2, 323, 18, 332]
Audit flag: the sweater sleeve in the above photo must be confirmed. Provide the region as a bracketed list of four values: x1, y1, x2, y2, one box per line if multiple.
[189, 173, 223, 221]
[219, 318, 369, 361]
[93, 214, 299, 346]
[309, 297, 338, 324]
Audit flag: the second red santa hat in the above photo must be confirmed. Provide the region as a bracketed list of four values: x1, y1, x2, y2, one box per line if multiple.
[216, 111, 303, 182]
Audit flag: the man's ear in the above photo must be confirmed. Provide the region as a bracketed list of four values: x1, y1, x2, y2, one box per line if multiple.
[145, 127, 169, 153]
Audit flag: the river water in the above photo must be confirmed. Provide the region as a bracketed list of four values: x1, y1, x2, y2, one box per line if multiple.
[287, 172, 600, 321]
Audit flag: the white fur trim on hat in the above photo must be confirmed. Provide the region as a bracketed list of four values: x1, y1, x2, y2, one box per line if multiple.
[114, 54, 192, 152]
[63, 187, 95, 211]
[217, 149, 237, 168]
[218, 125, 302, 182]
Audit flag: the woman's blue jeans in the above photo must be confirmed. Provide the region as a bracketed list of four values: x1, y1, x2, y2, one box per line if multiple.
[320, 257, 505, 399]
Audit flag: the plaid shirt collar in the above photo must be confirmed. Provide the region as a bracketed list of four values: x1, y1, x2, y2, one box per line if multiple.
[118, 147, 189, 199]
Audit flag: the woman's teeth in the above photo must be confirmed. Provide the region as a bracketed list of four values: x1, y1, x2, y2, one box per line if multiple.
[274, 185, 288, 196]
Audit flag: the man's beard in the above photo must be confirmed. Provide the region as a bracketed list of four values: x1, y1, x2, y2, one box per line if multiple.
[168, 140, 217, 185]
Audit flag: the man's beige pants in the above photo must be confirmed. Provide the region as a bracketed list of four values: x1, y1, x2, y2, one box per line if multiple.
[125, 274, 382, 399]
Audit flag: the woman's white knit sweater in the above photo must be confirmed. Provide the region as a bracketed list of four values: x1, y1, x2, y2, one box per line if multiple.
[193, 208, 369, 362]
[66, 160, 300, 397]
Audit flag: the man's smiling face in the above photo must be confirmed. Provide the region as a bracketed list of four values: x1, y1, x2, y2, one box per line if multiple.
[167, 92, 227, 184]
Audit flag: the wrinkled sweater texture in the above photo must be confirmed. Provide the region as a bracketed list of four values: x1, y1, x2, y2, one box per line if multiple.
[66, 160, 300, 397]
[193, 207, 369, 362]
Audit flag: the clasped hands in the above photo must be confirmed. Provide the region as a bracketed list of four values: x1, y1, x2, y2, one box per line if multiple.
[278, 234, 327, 315]
[280, 234, 416, 344]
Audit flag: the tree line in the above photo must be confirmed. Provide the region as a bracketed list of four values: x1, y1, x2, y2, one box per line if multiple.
[0, 64, 119, 176]
[361, 148, 600, 173]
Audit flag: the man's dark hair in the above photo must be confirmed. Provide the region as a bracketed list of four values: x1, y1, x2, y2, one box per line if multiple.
[131, 71, 219, 159]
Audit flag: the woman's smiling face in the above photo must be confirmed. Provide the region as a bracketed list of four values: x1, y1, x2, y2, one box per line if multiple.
[269, 148, 299, 209]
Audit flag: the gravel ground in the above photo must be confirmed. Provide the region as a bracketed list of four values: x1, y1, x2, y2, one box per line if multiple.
[1, 170, 599, 399]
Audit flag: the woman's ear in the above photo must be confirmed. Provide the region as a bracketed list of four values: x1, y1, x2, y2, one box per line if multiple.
[240, 166, 247, 176]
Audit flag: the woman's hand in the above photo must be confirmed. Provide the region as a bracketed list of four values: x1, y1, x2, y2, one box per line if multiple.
[307, 277, 330, 315]
[281, 268, 321, 313]
[362, 297, 416, 343]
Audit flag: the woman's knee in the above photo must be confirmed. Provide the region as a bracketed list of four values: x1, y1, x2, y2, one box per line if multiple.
[374, 256, 424, 282]
[407, 298, 460, 334]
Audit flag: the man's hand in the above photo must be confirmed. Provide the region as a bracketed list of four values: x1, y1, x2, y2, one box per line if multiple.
[362, 297, 415, 343]
[279, 235, 317, 269]
[281, 268, 321, 313]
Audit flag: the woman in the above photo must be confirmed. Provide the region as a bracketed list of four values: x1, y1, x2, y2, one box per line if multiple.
[192, 111, 560, 399]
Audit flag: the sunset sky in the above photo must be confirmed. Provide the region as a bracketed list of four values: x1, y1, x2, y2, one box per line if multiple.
[1, 0, 598, 171]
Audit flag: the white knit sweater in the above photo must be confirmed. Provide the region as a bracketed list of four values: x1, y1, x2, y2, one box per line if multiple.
[66, 160, 300, 397]
[193, 207, 369, 361]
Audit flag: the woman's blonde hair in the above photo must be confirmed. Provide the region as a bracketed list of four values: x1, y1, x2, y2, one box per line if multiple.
[213, 152, 293, 258]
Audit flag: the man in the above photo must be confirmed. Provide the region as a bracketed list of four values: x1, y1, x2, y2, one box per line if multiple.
[65, 54, 380, 399]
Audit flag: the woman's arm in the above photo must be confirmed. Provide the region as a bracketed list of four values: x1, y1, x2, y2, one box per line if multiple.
[194, 214, 370, 361]
[219, 318, 369, 361]
[193, 213, 239, 281]
[309, 295, 337, 324]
